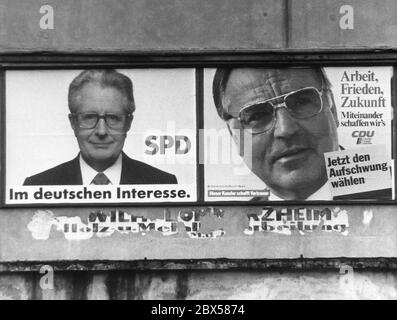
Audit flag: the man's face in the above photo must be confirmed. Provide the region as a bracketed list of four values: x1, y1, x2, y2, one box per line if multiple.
[223, 68, 339, 200]
[69, 83, 132, 171]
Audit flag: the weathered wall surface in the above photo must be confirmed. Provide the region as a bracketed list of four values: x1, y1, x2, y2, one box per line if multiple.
[0, 0, 396, 52]
[0, 0, 285, 52]
[289, 0, 397, 48]
[0, 205, 395, 261]
[1, 270, 397, 300]
[0, 205, 396, 299]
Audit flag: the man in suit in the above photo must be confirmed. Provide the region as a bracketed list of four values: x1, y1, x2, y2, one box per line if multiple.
[24, 69, 177, 185]
[212, 67, 391, 200]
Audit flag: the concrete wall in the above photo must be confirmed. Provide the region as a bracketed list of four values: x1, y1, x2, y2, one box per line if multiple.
[1, 269, 397, 300]
[0, 0, 396, 52]
[289, 0, 397, 49]
[0, 206, 396, 261]
[0, 0, 285, 52]
[1, 205, 396, 299]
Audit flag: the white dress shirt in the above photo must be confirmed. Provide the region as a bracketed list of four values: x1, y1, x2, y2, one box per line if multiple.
[79, 154, 122, 185]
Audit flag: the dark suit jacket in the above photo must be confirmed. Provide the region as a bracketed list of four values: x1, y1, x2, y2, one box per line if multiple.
[23, 153, 178, 185]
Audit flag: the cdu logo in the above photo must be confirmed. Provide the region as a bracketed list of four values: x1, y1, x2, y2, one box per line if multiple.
[352, 131, 374, 145]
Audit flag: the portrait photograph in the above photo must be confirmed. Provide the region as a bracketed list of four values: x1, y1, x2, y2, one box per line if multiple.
[203, 66, 394, 201]
[5, 68, 197, 204]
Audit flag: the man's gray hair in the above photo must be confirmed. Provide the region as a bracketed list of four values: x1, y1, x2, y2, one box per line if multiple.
[68, 69, 135, 113]
[212, 67, 334, 121]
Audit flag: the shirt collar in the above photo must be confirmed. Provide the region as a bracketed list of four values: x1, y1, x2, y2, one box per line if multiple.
[268, 181, 332, 201]
[79, 154, 122, 185]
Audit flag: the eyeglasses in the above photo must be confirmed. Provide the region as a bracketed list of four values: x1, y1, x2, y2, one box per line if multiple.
[232, 87, 325, 134]
[70, 112, 132, 130]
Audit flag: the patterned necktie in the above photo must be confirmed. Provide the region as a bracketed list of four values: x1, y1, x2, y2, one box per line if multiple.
[91, 172, 111, 185]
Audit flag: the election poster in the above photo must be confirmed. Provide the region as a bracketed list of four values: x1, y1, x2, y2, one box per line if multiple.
[5, 69, 197, 204]
[203, 66, 394, 201]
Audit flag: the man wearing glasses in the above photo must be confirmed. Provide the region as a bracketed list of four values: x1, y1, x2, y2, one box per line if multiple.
[212, 67, 339, 200]
[24, 69, 177, 185]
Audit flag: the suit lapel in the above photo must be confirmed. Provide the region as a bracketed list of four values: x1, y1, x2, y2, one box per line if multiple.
[120, 152, 141, 184]
[66, 155, 83, 185]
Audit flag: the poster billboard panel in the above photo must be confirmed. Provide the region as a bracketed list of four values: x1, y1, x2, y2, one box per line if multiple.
[5, 69, 197, 204]
[204, 66, 394, 201]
